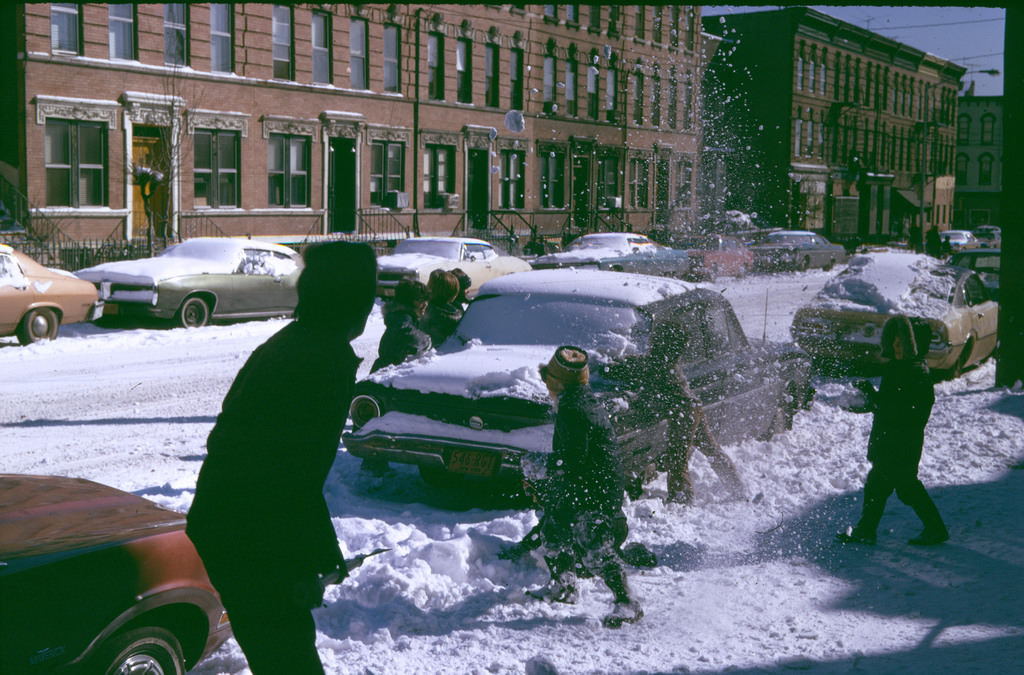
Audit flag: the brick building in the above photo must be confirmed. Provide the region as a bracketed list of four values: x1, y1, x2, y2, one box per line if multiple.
[702, 7, 965, 246]
[954, 93, 1003, 229]
[0, 3, 705, 258]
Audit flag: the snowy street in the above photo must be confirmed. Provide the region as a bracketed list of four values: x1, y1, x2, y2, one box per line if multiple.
[2, 269, 1022, 674]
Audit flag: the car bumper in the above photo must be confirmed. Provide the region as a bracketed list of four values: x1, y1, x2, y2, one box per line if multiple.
[344, 413, 552, 479]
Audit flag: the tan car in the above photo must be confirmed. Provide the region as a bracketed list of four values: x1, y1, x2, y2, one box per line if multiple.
[0, 244, 102, 344]
[791, 252, 998, 377]
[376, 237, 531, 298]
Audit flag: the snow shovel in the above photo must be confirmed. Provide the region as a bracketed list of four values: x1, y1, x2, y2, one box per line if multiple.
[320, 547, 391, 586]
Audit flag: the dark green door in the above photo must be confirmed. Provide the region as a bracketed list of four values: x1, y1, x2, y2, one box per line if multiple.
[329, 138, 356, 233]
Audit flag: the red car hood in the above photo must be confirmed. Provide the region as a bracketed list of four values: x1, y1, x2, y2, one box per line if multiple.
[0, 474, 184, 564]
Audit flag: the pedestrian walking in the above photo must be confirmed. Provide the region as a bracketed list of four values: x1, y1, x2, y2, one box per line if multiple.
[837, 315, 949, 546]
[186, 242, 377, 674]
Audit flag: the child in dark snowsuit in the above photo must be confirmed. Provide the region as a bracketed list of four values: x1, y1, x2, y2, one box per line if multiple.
[837, 315, 949, 546]
[371, 279, 431, 372]
[529, 346, 642, 628]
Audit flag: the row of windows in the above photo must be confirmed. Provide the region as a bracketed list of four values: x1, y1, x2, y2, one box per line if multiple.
[957, 113, 999, 145]
[49, 4, 697, 131]
[540, 4, 698, 51]
[42, 118, 690, 211]
[955, 153, 998, 186]
[795, 43, 957, 125]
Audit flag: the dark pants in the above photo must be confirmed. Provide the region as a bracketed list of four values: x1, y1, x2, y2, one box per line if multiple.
[542, 510, 632, 603]
[856, 463, 947, 537]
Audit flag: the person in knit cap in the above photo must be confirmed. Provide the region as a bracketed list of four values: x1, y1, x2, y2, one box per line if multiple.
[187, 242, 377, 673]
[421, 268, 463, 347]
[526, 346, 643, 628]
[837, 315, 949, 546]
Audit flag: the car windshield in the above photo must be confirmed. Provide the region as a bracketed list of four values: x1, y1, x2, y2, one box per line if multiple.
[451, 295, 648, 359]
[393, 239, 463, 259]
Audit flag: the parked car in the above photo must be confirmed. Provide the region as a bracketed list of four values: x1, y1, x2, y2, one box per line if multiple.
[674, 233, 753, 280]
[343, 269, 813, 496]
[75, 237, 302, 328]
[750, 230, 848, 272]
[0, 473, 230, 674]
[939, 229, 980, 253]
[376, 237, 531, 298]
[790, 252, 998, 377]
[950, 248, 1000, 300]
[971, 225, 1001, 249]
[0, 244, 102, 344]
[529, 232, 691, 278]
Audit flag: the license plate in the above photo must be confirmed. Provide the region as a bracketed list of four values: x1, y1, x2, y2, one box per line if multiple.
[447, 449, 501, 476]
[103, 303, 119, 315]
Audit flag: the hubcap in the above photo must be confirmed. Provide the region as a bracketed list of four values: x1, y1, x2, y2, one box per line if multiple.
[30, 313, 51, 338]
[116, 653, 165, 675]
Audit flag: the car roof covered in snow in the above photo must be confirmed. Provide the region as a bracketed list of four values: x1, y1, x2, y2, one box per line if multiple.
[475, 268, 694, 307]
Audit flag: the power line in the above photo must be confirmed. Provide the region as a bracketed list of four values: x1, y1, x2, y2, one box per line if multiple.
[870, 17, 1003, 31]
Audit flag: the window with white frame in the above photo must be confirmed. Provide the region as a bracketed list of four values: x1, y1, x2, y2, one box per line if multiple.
[272, 6, 293, 80]
[109, 4, 135, 60]
[457, 38, 473, 103]
[164, 4, 188, 66]
[370, 141, 404, 206]
[423, 144, 455, 208]
[210, 4, 233, 73]
[312, 12, 331, 84]
[383, 25, 401, 93]
[350, 17, 368, 89]
[50, 3, 80, 54]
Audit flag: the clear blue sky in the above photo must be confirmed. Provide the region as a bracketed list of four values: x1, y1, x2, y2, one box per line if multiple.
[702, 6, 1006, 96]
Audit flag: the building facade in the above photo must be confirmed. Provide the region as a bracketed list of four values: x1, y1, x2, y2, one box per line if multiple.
[954, 94, 1003, 229]
[702, 7, 965, 245]
[0, 3, 705, 256]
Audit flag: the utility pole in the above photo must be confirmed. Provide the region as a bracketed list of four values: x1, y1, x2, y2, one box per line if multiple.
[996, 7, 1024, 387]
[917, 84, 929, 253]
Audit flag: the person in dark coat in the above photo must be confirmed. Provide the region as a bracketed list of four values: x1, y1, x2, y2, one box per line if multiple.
[370, 278, 431, 372]
[186, 241, 377, 674]
[450, 267, 472, 310]
[420, 269, 463, 347]
[527, 346, 643, 628]
[837, 315, 949, 546]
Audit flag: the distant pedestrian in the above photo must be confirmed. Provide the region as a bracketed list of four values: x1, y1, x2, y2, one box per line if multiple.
[837, 315, 949, 546]
[527, 346, 642, 628]
[187, 242, 377, 674]
[371, 278, 431, 372]
[421, 269, 463, 347]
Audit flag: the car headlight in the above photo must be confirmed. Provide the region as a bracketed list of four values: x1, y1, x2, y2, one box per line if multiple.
[350, 394, 382, 428]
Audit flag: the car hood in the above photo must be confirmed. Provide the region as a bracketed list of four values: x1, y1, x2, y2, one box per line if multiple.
[0, 474, 184, 567]
[75, 255, 235, 284]
[531, 247, 629, 266]
[377, 253, 453, 274]
[368, 343, 555, 402]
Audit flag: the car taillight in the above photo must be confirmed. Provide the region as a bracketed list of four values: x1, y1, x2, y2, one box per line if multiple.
[350, 395, 382, 428]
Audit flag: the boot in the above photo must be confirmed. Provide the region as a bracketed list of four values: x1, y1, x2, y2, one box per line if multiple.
[527, 571, 578, 604]
[602, 599, 643, 628]
[908, 493, 948, 546]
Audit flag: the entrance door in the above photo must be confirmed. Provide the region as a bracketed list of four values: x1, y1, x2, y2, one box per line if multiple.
[571, 153, 592, 232]
[329, 138, 357, 233]
[131, 126, 169, 239]
[467, 149, 489, 229]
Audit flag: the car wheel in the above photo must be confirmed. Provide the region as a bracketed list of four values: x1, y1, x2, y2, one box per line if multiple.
[177, 296, 211, 328]
[16, 307, 59, 345]
[823, 258, 835, 272]
[798, 256, 810, 272]
[419, 465, 466, 488]
[94, 626, 185, 675]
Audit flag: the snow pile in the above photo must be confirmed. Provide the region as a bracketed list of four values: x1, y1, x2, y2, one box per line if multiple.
[811, 252, 953, 318]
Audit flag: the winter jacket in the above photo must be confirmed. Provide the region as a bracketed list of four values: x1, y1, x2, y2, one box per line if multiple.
[186, 321, 357, 588]
[371, 302, 432, 372]
[862, 358, 934, 470]
[541, 385, 625, 519]
[420, 300, 463, 347]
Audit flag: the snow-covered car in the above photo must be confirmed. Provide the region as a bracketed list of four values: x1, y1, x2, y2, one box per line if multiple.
[0, 244, 102, 344]
[949, 248, 1000, 300]
[343, 269, 813, 496]
[939, 229, 980, 252]
[971, 225, 1001, 249]
[529, 232, 691, 278]
[75, 238, 302, 328]
[750, 230, 847, 272]
[790, 252, 998, 376]
[674, 233, 753, 280]
[376, 237, 531, 299]
[0, 474, 230, 674]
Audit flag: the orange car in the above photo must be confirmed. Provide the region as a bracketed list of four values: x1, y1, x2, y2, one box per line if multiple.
[0, 244, 101, 344]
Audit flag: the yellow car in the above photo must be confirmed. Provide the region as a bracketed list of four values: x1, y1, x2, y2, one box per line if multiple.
[0, 244, 102, 344]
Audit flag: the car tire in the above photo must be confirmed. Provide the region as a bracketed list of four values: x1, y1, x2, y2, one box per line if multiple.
[94, 626, 185, 675]
[824, 258, 835, 272]
[798, 256, 810, 272]
[419, 465, 466, 488]
[177, 296, 211, 328]
[16, 307, 59, 345]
